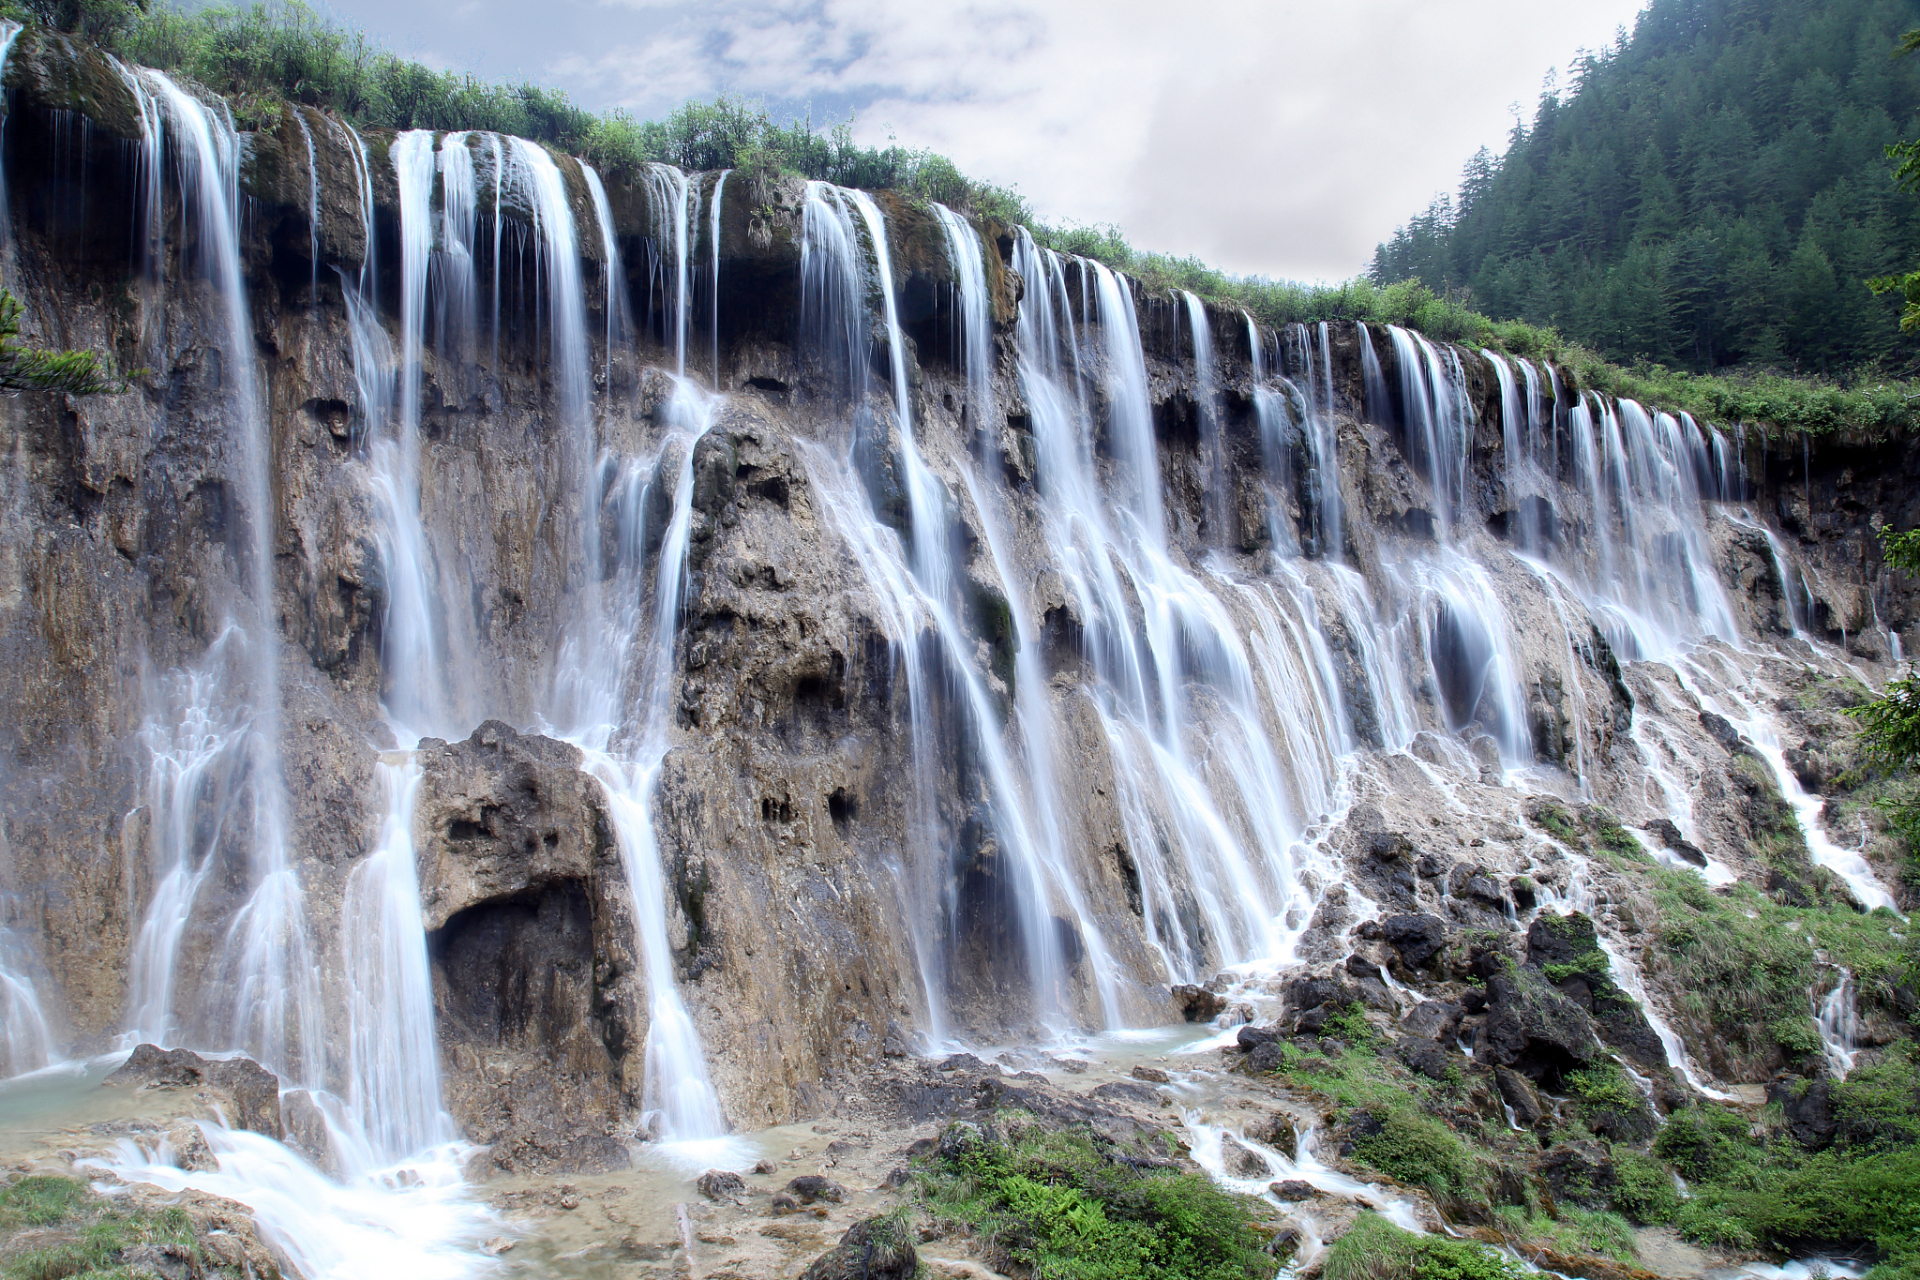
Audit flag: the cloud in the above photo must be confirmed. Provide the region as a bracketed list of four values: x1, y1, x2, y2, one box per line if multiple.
[312, 0, 1647, 280]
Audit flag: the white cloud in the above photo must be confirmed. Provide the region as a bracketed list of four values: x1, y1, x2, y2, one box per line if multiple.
[313, 0, 1646, 280]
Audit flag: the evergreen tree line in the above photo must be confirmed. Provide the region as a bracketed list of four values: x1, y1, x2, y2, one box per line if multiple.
[1372, 0, 1920, 377]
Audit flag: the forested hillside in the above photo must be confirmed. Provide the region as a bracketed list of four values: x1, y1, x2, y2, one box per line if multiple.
[1372, 0, 1920, 376]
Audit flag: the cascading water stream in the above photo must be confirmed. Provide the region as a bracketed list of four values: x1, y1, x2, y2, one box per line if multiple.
[112, 67, 321, 1083]
[562, 385, 732, 1144]
[710, 169, 729, 386]
[583, 163, 632, 393]
[802, 184, 1082, 1035]
[643, 164, 697, 375]
[1814, 966, 1860, 1079]
[1010, 231, 1349, 978]
[1182, 292, 1229, 545]
[931, 202, 994, 439]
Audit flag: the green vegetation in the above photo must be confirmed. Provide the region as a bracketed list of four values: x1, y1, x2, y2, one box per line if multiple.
[1349, 1110, 1485, 1201]
[1375, 0, 1920, 380]
[912, 1115, 1274, 1280]
[1542, 950, 1612, 985]
[0, 1173, 235, 1280]
[0, 291, 125, 394]
[1653, 1061, 1920, 1279]
[1643, 855, 1912, 1063]
[1608, 1147, 1683, 1224]
[1849, 527, 1920, 878]
[1491, 1205, 1638, 1262]
[1323, 1212, 1528, 1280]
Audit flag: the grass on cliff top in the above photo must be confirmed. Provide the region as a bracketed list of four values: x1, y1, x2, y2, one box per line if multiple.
[0, 1173, 225, 1280]
[912, 1114, 1275, 1280]
[17, 0, 1917, 439]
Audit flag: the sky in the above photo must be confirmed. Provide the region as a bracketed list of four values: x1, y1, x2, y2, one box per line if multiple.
[306, 0, 1651, 282]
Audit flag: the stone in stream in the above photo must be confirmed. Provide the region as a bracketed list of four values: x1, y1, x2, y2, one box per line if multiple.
[1217, 1134, 1269, 1180]
[696, 1169, 747, 1202]
[1171, 984, 1230, 1021]
[105, 1045, 283, 1139]
[785, 1174, 847, 1205]
[798, 1216, 917, 1280]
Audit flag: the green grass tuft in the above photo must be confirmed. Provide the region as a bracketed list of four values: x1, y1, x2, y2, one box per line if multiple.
[1324, 1211, 1529, 1280]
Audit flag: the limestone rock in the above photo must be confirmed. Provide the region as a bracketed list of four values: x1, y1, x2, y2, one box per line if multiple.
[799, 1216, 917, 1280]
[105, 1045, 283, 1139]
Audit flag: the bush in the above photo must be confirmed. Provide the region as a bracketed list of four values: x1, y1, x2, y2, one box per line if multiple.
[1652, 1104, 1754, 1183]
[1608, 1149, 1680, 1224]
[1349, 1110, 1483, 1199]
[915, 1116, 1273, 1280]
[1324, 1211, 1529, 1280]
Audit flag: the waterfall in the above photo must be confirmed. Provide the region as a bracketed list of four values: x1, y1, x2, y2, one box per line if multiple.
[1358, 322, 1390, 428]
[294, 109, 320, 305]
[802, 185, 1090, 1035]
[1182, 292, 1229, 545]
[1385, 325, 1473, 539]
[643, 164, 697, 375]
[1011, 230, 1348, 978]
[1486, 350, 1541, 553]
[710, 169, 729, 386]
[1246, 315, 1298, 555]
[1814, 966, 1860, 1079]
[114, 67, 322, 1083]
[931, 201, 995, 440]
[562, 385, 730, 1142]
[1286, 322, 1343, 558]
[583, 162, 633, 393]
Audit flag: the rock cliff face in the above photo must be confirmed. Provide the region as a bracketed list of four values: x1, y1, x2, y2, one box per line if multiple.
[0, 28, 1913, 1166]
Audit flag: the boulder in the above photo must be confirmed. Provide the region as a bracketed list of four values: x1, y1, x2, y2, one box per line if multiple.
[1171, 984, 1230, 1022]
[280, 1089, 338, 1175]
[1130, 1065, 1170, 1084]
[1482, 969, 1603, 1084]
[1769, 1077, 1838, 1151]
[1269, 1179, 1315, 1201]
[697, 1169, 747, 1202]
[1535, 1141, 1616, 1211]
[1645, 818, 1707, 867]
[785, 1175, 847, 1205]
[163, 1120, 217, 1172]
[1247, 1113, 1298, 1159]
[1218, 1135, 1269, 1179]
[1396, 1037, 1452, 1080]
[1382, 914, 1447, 968]
[799, 1216, 917, 1280]
[105, 1045, 283, 1139]
[1401, 1000, 1464, 1043]
[1494, 1066, 1548, 1128]
[1236, 1023, 1281, 1052]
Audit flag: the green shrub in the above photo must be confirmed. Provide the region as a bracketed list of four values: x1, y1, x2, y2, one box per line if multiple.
[1492, 1205, 1639, 1262]
[915, 1116, 1272, 1280]
[1349, 1110, 1483, 1199]
[1608, 1149, 1680, 1224]
[1324, 1211, 1529, 1280]
[1653, 1104, 1755, 1183]
[1543, 951, 1612, 985]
